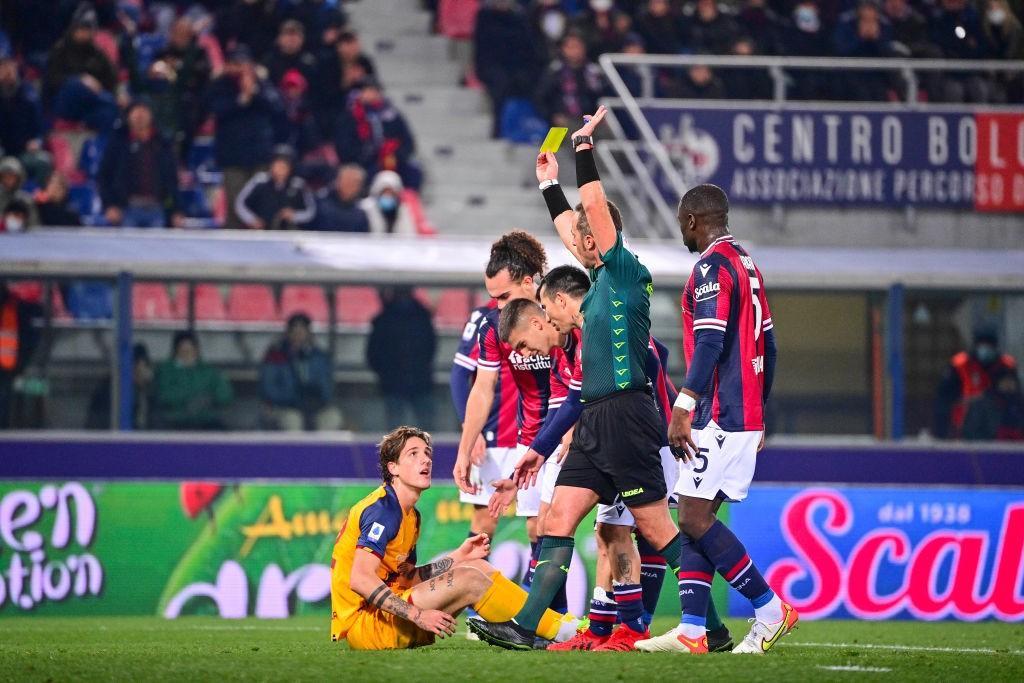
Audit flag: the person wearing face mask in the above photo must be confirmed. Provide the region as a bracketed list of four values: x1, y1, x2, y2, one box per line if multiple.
[0, 199, 31, 233]
[153, 330, 234, 431]
[783, 0, 833, 99]
[933, 326, 1020, 440]
[0, 157, 39, 229]
[530, 0, 571, 53]
[360, 170, 417, 235]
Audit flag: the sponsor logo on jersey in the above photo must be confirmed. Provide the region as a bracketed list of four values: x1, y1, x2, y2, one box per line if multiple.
[740, 255, 755, 271]
[508, 351, 553, 372]
[621, 487, 644, 497]
[368, 522, 385, 542]
[694, 281, 721, 301]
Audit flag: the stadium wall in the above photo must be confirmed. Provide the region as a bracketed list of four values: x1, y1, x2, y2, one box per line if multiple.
[0, 436, 1021, 623]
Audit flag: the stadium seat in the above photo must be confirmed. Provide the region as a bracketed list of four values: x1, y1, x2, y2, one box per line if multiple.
[5, 281, 44, 303]
[336, 286, 381, 325]
[400, 190, 437, 236]
[500, 99, 547, 145]
[64, 282, 113, 320]
[50, 286, 70, 320]
[434, 289, 471, 329]
[438, 0, 480, 39]
[78, 137, 106, 180]
[172, 284, 228, 321]
[68, 183, 101, 220]
[280, 285, 329, 323]
[226, 284, 279, 322]
[132, 283, 176, 321]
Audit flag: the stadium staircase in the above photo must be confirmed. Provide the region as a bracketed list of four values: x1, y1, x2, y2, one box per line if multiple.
[347, 0, 556, 238]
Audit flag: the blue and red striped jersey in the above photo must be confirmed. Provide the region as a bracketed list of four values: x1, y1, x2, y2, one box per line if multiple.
[681, 236, 774, 432]
[477, 306, 553, 445]
[452, 303, 519, 448]
[549, 328, 582, 412]
[648, 335, 677, 427]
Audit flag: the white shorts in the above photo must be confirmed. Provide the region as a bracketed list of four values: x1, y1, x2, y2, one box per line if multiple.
[514, 444, 542, 517]
[596, 447, 679, 527]
[673, 420, 762, 503]
[459, 446, 518, 506]
[540, 447, 563, 505]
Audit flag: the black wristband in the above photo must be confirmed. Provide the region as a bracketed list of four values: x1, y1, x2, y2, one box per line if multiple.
[542, 184, 572, 221]
[575, 147, 600, 188]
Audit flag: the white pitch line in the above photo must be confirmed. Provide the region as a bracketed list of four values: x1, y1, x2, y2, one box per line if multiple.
[818, 665, 892, 673]
[786, 641, 1024, 657]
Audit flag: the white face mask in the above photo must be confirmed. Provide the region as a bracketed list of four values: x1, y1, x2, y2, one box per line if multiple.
[987, 8, 1007, 25]
[4, 216, 24, 232]
[795, 5, 821, 32]
[542, 11, 567, 40]
[591, 0, 614, 11]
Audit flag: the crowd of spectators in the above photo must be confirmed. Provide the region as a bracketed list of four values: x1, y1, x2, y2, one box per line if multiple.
[0, 0, 427, 232]
[465, 0, 1023, 137]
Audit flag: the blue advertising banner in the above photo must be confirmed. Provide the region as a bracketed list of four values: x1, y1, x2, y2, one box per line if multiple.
[642, 106, 1024, 211]
[730, 486, 1024, 621]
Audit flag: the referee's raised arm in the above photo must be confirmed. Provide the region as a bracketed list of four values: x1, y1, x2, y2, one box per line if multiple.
[571, 105, 616, 255]
[537, 151, 580, 264]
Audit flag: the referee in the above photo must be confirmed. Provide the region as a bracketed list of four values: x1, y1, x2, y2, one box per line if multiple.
[469, 106, 686, 650]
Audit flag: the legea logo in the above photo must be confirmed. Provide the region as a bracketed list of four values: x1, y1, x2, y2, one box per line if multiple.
[0, 482, 103, 611]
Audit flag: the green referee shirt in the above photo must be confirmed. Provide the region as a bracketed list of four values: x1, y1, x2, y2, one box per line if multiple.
[580, 232, 653, 402]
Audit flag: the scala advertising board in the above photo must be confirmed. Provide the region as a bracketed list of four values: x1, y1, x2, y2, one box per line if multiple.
[643, 105, 1024, 211]
[729, 486, 1024, 621]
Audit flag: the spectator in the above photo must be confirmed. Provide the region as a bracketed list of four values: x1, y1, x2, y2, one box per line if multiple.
[360, 170, 417, 235]
[265, 19, 318, 88]
[259, 312, 341, 431]
[148, 17, 213, 152]
[278, 68, 321, 155]
[85, 342, 154, 429]
[530, 0, 572, 52]
[933, 326, 1020, 439]
[313, 29, 378, 132]
[0, 198, 32, 233]
[982, 0, 1024, 100]
[685, 0, 741, 55]
[0, 156, 38, 228]
[34, 172, 82, 227]
[668, 63, 727, 99]
[883, 0, 933, 56]
[153, 330, 233, 431]
[366, 286, 437, 431]
[334, 79, 422, 190]
[213, 0, 279, 56]
[929, 0, 996, 101]
[961, 373, 1024, 441]
[574, 0, 634, 60]
[43, 3, 119, 133]
[635, 0, 685, 55]
[474, 0, 545, 138]
[0, 282, 42, 429]
[535, 31, 606, 127]
[207, 46, 284, 229]
[98, 101, 183, 228]
[314, 164, 370, 232]
[721, 37, 775, 100]
[617, 33, 651, 98]
[737, 0, 785, 55]
[783, 0, 834, 99]
[286, 0, 348, 45]
[234, 145, 316, 230]
[0, 58, 43, 160]
[834, 2, 901, 101]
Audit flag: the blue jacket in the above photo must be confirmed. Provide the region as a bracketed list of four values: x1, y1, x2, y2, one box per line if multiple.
[207, 75, 283, 168]
[259, 339, 334, 410]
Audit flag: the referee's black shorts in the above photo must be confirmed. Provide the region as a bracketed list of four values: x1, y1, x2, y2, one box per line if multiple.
[555, 388, 667, 507]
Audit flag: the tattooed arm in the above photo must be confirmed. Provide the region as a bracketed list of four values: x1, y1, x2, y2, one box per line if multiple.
[349, 549, 457, 637]
[402, 556, 456, 584]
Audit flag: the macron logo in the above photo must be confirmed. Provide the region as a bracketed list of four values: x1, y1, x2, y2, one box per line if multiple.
[699, 264, 711, 278]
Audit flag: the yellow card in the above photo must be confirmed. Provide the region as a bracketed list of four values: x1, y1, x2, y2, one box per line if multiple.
[539, 127, 568, 154]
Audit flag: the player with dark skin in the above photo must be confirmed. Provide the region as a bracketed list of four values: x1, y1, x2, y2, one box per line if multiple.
[668, 195, 766, 543]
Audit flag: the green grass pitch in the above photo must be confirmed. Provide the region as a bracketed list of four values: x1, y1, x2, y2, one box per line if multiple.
[1, 616, 1021, 681]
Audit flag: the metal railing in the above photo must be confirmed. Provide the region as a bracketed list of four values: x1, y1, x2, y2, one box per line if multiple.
[596, 54, 1024, 237]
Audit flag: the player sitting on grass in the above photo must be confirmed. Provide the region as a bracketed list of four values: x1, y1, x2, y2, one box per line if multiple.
[330, 426, 577, 650]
